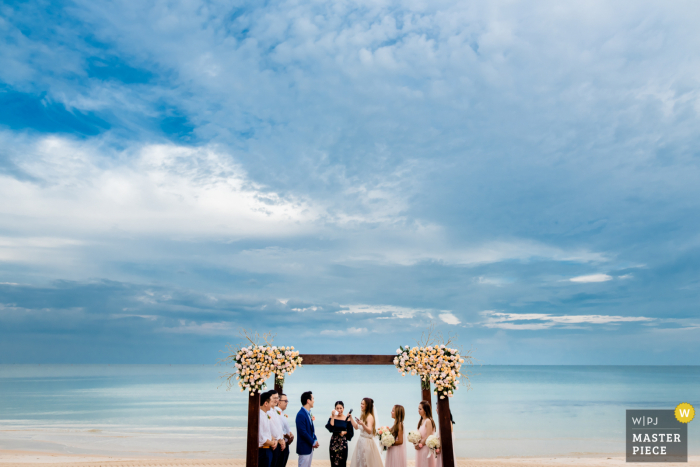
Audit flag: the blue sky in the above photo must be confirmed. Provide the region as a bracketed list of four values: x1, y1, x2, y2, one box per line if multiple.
[1, 0, 699, 364]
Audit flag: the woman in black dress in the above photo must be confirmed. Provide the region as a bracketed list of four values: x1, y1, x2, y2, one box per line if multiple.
[326, 400, 354, 467]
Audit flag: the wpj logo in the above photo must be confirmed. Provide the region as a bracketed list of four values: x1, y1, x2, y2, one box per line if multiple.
[626, 410, 687, 463]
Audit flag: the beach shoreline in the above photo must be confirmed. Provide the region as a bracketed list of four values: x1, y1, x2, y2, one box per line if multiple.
[1, 451, 698, 467]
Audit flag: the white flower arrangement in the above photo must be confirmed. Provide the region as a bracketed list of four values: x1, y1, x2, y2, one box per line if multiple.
[407, 430, 422, 445]
[231, 345, 303, 394]
[426, 434, 440, 458]
[394, 344, 466, 398]
[380, 433, 395, 450]
[376, 426, 394, 451]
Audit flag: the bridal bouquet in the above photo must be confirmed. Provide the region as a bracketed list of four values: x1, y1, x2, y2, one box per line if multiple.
[425, 434, 440, 458]
[376, 426, 394, 451]
[407, 430, 422, 445]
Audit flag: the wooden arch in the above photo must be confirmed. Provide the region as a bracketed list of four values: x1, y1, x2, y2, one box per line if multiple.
[246, 354, 455, 467]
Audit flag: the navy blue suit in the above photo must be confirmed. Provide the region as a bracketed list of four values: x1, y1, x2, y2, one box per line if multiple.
[295, 407, 316, 456]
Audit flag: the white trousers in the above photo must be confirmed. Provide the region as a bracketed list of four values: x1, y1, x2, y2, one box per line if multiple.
[298, 452, 313, 467]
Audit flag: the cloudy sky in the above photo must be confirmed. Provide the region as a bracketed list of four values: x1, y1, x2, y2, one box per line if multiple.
[1, 0, 699, 364]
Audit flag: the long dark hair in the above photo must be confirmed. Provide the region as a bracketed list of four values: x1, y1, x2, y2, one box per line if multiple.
[391, 405, 405, 440]
[361, 397, 376, 432]
[417, 400, 435, 431]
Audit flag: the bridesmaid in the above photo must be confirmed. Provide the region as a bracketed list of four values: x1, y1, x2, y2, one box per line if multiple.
[385, 405, 406, 467]
[414, 400, 436, 467]
[434, 407, 454, 467]
[326, 401, 354, 467]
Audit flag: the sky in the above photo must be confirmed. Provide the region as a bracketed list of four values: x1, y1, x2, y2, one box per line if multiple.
[1, 0, 699, 364]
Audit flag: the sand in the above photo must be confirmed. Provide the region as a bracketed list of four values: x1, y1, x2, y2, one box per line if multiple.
[1, 451, 699, 467]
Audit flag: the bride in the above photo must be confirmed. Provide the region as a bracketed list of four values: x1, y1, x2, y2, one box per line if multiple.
[348, 398, 384, 467]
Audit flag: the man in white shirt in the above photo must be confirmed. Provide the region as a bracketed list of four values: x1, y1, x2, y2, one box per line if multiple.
[267, 391, 286, 467]
[277, 393, 294, 467]
[259, 391, 278, 467]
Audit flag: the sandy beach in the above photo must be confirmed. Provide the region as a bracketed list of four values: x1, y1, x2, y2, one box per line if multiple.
[1, 451, 698, 467]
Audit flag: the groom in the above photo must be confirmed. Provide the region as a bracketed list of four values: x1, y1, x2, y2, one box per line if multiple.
[296, 391, 319, 467]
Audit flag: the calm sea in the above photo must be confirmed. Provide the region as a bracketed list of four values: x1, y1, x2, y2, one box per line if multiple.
[0, 365, 697, 458]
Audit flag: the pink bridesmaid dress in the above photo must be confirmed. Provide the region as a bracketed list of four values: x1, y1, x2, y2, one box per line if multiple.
[414, 419, 436, 467]
[384, 428, 406, 467]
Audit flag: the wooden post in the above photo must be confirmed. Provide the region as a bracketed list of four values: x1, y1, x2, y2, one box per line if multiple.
[421, 380, 432, 406]
[274, 375, 283, 395]
[246, 392, 260, 467]
[437, 396, 455, 467]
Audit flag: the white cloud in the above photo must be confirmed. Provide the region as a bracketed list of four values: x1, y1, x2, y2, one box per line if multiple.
[481, 310, 654, 330]
[0, 236, 84, 264]
[338, 304, 452, 320]
[162, 320, 235, 335]
[477, 276, 509, 286]
[338, 304, 422, 317]
[340, 237, 608, 268]
[439, 313, 461, 325]
[320, 327, 367, 336]
[569, 274, 613, 283]
[0, 137, 321, 240]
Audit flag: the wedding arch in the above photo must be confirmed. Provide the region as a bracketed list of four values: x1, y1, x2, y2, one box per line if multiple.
[221, 332, 470, 467]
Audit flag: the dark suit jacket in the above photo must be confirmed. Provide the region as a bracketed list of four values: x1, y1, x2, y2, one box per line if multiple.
[295, 407, 316, 455]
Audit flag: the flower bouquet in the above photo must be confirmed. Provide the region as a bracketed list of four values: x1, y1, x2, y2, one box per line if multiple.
[376, 426, 394, 451]
[407, 430, 422, 446]
[425, 434, 440, 458]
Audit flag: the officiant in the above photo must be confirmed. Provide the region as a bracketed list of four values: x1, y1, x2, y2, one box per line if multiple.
[325, 401, 354, 467]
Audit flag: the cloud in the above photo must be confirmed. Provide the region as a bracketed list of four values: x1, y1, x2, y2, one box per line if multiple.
[477, 276, 511, 286]
[2, 0, 700, 364]
[320, 327, 367, 336]
[439, 313, 461, 325]
[338, 305, 426, 318]
[338, 304, 453, 321]
[481, 310, 654, 330]
[569, 274, 613, 283]
[162, 320, 236, 335]
[0, 135, 319, 242]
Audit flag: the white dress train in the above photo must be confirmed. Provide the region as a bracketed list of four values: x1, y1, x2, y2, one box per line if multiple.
[349, 430, 384, 467]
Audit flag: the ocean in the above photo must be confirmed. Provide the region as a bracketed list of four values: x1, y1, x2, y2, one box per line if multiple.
[0, 365, 697, 459]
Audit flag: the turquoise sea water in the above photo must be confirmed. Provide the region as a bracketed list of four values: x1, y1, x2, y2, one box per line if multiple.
[0, 365, 697, 459]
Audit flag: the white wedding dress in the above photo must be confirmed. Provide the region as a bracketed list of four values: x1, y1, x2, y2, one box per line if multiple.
[349, 429, 384, 467]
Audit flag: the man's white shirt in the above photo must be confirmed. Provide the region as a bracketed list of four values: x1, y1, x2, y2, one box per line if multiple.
[277, 408, 292, 437]
[268, 408, 284, 441]
[259, 409, 272, 447]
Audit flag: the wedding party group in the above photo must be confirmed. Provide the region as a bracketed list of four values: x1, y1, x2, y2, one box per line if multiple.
[257, 390, 453, 467]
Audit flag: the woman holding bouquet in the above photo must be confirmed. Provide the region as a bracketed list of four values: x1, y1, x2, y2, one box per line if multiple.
[348, 398, 383, 467]
[326, 401, 354, 467]
[413, 401, 436, 467]
[384, 405, 406, 467]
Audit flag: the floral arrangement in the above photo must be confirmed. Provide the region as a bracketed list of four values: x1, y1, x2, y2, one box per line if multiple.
[221, 332, 303, 394]
[232, 345, 302, 394]
[407, 430, 422, 445]
[377, 426, 394, 451]
[426, 434, 440, 458]
[394, 343, 466, 398]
